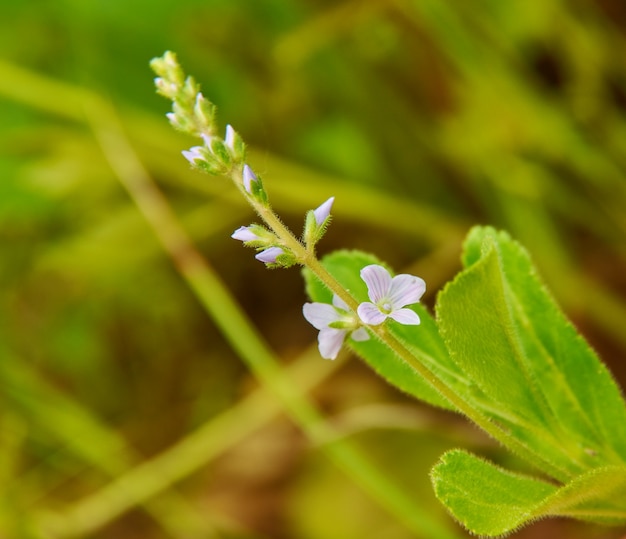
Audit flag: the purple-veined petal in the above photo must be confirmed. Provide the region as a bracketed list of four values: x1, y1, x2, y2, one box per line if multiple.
[360, 265, 392, 303]
[243, 164, 258, 193]
[318, 328, 346, 360]
[357, 302, 388, 325]
[303, 302, 341, 330]
[351, 327, 370, 342]
[231, 226, 258, 242]
[313, 196, 334, 226]
[332, 294, 349, 311]
[388, 274, 426, 308]
[255, 246, 283, 264]
[388, 308, 421, 325]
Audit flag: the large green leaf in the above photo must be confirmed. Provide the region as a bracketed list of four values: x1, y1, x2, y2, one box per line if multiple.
[431, 449, 626, 536]
[437, 227, 626, 479]
[304, 251, 474, 411]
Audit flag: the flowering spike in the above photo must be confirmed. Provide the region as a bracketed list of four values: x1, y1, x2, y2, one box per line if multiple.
[357, 265, 425, 326]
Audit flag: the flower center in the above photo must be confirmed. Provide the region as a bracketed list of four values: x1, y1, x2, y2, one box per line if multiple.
[379, 301, 393, 314]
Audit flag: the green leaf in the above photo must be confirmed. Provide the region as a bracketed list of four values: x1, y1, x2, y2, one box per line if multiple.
[431, 450, 626, 537]
[437, 226, 626, 479]
[304, 251, 473, 411]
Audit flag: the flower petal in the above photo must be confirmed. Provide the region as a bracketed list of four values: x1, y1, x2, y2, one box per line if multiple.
[318, 328, 346, 360]
[388, 308, 421, 325]
[313, 196, 335, 226]
[303, 302, 341, 330]
[255, 247, 283, 263]
[351, 327, 370, 342]
[360, 265, 392, 303]
[331, 294, 349, 311]
[388, 274, 426, 308]
[357, 302, 387, 325]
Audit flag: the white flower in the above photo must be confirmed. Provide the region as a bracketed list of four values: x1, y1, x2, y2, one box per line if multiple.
[357, 265, 425, 326]
[303, 295, 369, 360]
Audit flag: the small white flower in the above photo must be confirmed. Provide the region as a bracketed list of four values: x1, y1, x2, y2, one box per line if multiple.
[357, 265, 425, 326]
[303, 295, 369, 360]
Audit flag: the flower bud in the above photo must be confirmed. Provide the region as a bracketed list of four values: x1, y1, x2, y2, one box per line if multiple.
[255, 247, 284, 264]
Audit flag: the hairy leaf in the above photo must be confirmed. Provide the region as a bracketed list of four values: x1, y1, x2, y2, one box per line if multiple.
[432, 450, 626, 536]
[437, 227, 626, 479]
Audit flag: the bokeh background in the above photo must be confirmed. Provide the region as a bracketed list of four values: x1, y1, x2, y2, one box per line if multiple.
[2, 1, 626, 538]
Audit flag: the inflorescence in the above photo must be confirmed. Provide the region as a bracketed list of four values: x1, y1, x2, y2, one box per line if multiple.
[151, 51, 426, 360]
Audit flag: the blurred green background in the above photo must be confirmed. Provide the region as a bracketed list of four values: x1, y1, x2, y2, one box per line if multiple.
[2, 1, 626, 538]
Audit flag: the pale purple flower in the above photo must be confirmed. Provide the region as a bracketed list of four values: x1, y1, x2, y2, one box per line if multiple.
[313, 197, 335, 225]
[303, 295, 369, 360]
[243, 164, 258, 194]
[255, 246, 283, 264]
[231, 226, 259, 242]
[357, 265, 425, 326]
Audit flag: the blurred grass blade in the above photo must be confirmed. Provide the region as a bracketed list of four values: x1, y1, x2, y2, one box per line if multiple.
[75, 96, 462, 539]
